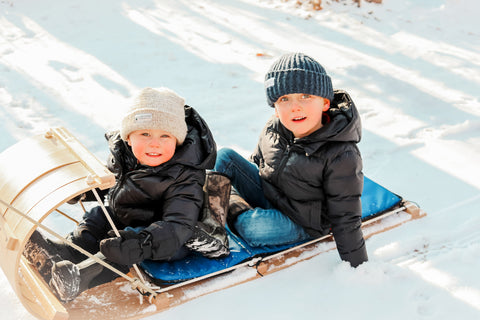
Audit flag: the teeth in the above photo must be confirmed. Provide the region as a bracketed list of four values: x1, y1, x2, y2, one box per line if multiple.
[293, 117, 305, 121]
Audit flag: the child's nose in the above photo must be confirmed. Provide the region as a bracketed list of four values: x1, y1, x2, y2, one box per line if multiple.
[291, 100, 302, 111]
[149, 138, 161, 147]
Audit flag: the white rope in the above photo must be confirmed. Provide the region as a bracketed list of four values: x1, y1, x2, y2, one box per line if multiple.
[54, 208, 80, 225]
[90, 188, 148, 285]
[0, 198, 157, 299]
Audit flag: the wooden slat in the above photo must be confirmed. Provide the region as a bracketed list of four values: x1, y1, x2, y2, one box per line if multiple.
[0, 139, 78, 212]
[0, 127, 115, 320]
[11, 178, 101, 241]
[6, 162, 89, 222]
[0, 151, 77, 204]
[0, 213, 21, 282]
[0, 212, 19, 251]
[19, 257, 69, 320]
[49, 128, 115, 189]
[1, 163, 89, 243]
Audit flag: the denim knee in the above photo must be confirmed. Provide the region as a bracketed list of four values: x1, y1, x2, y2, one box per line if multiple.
[214, 147, 236, 174]
[234, 209, 284, 247]
[234, 208, 311, 247]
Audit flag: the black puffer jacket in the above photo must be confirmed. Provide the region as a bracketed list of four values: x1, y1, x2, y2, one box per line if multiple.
[251, 90, 367, 267]
[106, 106, 216, 261]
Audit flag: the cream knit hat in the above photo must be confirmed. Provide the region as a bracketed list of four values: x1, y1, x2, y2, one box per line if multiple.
[121, 87, 187, 144]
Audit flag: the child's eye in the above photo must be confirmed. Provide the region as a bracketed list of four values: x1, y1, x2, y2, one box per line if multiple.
[161, 134, 171, 138]
[279, 96, 288, 102]
[140, 132, 150, 137]
[301, 94, 311, 99]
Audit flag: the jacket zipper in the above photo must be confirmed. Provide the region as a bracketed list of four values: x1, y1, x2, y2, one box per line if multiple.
[274, 138, 292, 183]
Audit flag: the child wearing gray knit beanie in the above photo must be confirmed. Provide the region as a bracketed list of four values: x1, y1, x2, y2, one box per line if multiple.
[121, 87, 187, 145]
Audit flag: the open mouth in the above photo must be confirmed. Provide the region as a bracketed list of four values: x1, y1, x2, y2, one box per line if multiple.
[292, 116, 306, 122]
[146, 153, 162, 157]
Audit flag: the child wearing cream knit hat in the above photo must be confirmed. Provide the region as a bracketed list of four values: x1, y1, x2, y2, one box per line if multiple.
[121, 87, 188, 145]
[22, 86, 223, 302]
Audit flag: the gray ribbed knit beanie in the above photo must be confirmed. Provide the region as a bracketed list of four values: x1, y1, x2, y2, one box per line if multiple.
[121, 87, 187, 145]
[264, 52, 334, 107]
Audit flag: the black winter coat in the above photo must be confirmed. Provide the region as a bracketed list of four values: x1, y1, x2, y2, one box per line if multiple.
[251, 90, 367, 267]
[105, 106, 216, 261]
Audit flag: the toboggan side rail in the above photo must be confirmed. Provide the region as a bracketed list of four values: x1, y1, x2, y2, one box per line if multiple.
[0, 127, 115, 320]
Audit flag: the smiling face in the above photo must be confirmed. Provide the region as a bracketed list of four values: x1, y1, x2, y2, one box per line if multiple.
[127, 129, 177, 167]
[274, 93, 330, 138]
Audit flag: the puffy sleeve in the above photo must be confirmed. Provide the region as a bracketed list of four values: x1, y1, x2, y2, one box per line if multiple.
[323, 144, 368, 267]
[144, 168, 205, 260]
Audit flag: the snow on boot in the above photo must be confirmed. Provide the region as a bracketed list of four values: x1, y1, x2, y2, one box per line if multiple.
[185, 172, 231, 258]
[50, 254, 104, 302]
[23, 229, 85, 283]
[186, 222, 231, 258]
[49, 260, 80, 302]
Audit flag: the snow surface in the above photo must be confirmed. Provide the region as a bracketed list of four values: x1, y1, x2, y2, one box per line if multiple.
[1, 0, 480, 319]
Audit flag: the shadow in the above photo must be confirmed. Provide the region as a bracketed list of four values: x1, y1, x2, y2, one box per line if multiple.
[348, 64, 476, 127]
[0, 63, 109, 156]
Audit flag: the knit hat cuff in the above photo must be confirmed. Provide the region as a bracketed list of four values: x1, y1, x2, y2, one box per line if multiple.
[120, 107, 187, 144]
[120, 87, 188, 145]
[265, 69, 333, 106]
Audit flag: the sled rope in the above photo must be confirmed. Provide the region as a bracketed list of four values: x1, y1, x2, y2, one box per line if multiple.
[253, 258, 265, 277]
[90, 187, 148, 286]
[0, 198, 158, 300]
[78, 199, 87, 214]
[54, 208, 80, 225]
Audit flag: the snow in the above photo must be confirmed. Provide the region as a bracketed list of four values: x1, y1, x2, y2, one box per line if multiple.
[1, 0, 480, 319]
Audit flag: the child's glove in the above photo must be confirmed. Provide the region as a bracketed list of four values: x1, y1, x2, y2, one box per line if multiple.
[100, 229, 152, 265]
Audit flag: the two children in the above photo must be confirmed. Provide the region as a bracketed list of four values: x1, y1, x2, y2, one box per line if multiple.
[25, 52, 367, 303]
[215, 52, 368, 267]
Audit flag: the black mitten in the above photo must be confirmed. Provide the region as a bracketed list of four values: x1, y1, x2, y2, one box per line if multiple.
[99, 229, 152, 265]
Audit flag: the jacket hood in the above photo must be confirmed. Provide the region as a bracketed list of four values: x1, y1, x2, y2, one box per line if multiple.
[106, 105, 216, 174]
[321, 89, 362, 144]
[169, 105, 216, 169]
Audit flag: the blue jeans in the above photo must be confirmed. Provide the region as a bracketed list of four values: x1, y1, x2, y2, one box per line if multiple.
[214, 148, 311, 247]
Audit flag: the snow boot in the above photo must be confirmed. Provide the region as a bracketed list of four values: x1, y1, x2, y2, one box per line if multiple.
[23, 229, 86, 283]
[49, 253, 106, 302]
[185, 172, 231, 258]
[227, 190, 252, 234]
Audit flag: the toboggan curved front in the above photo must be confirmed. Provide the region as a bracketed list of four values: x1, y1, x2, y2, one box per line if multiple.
[0, 127, 114, 320]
